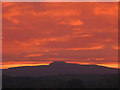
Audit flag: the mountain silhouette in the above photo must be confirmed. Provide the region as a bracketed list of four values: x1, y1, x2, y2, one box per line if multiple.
[3, 61, 118, 77]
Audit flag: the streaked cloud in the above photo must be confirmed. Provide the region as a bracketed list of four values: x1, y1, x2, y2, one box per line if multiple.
[2, 2, 118, 69]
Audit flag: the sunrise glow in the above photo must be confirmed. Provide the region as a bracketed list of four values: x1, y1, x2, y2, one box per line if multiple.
[2, 2, 118, 69]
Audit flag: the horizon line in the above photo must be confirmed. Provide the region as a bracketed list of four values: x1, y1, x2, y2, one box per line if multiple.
[2, 61, 119, 70]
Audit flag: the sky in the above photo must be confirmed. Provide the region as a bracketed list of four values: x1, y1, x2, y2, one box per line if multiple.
[2, 2, 118, 69]
[2, 0, 119, 2]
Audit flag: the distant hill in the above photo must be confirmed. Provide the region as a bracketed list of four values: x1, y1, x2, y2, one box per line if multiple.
[2, 61, 119, 77]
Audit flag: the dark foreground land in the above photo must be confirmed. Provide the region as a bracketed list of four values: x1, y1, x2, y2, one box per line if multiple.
[2, 62, 119, 88]
[2, 74, 119, 88]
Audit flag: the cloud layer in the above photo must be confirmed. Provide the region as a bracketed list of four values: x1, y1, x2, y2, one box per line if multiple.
[2, 2, 118, 69]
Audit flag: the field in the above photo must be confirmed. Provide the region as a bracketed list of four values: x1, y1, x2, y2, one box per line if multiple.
[3, 74, 119, 88]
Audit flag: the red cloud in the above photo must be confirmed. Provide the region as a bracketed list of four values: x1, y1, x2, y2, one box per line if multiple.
[2, 2, 118, 69]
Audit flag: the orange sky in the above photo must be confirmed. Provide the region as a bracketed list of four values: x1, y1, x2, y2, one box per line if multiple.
[2, 2, 119, 69]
